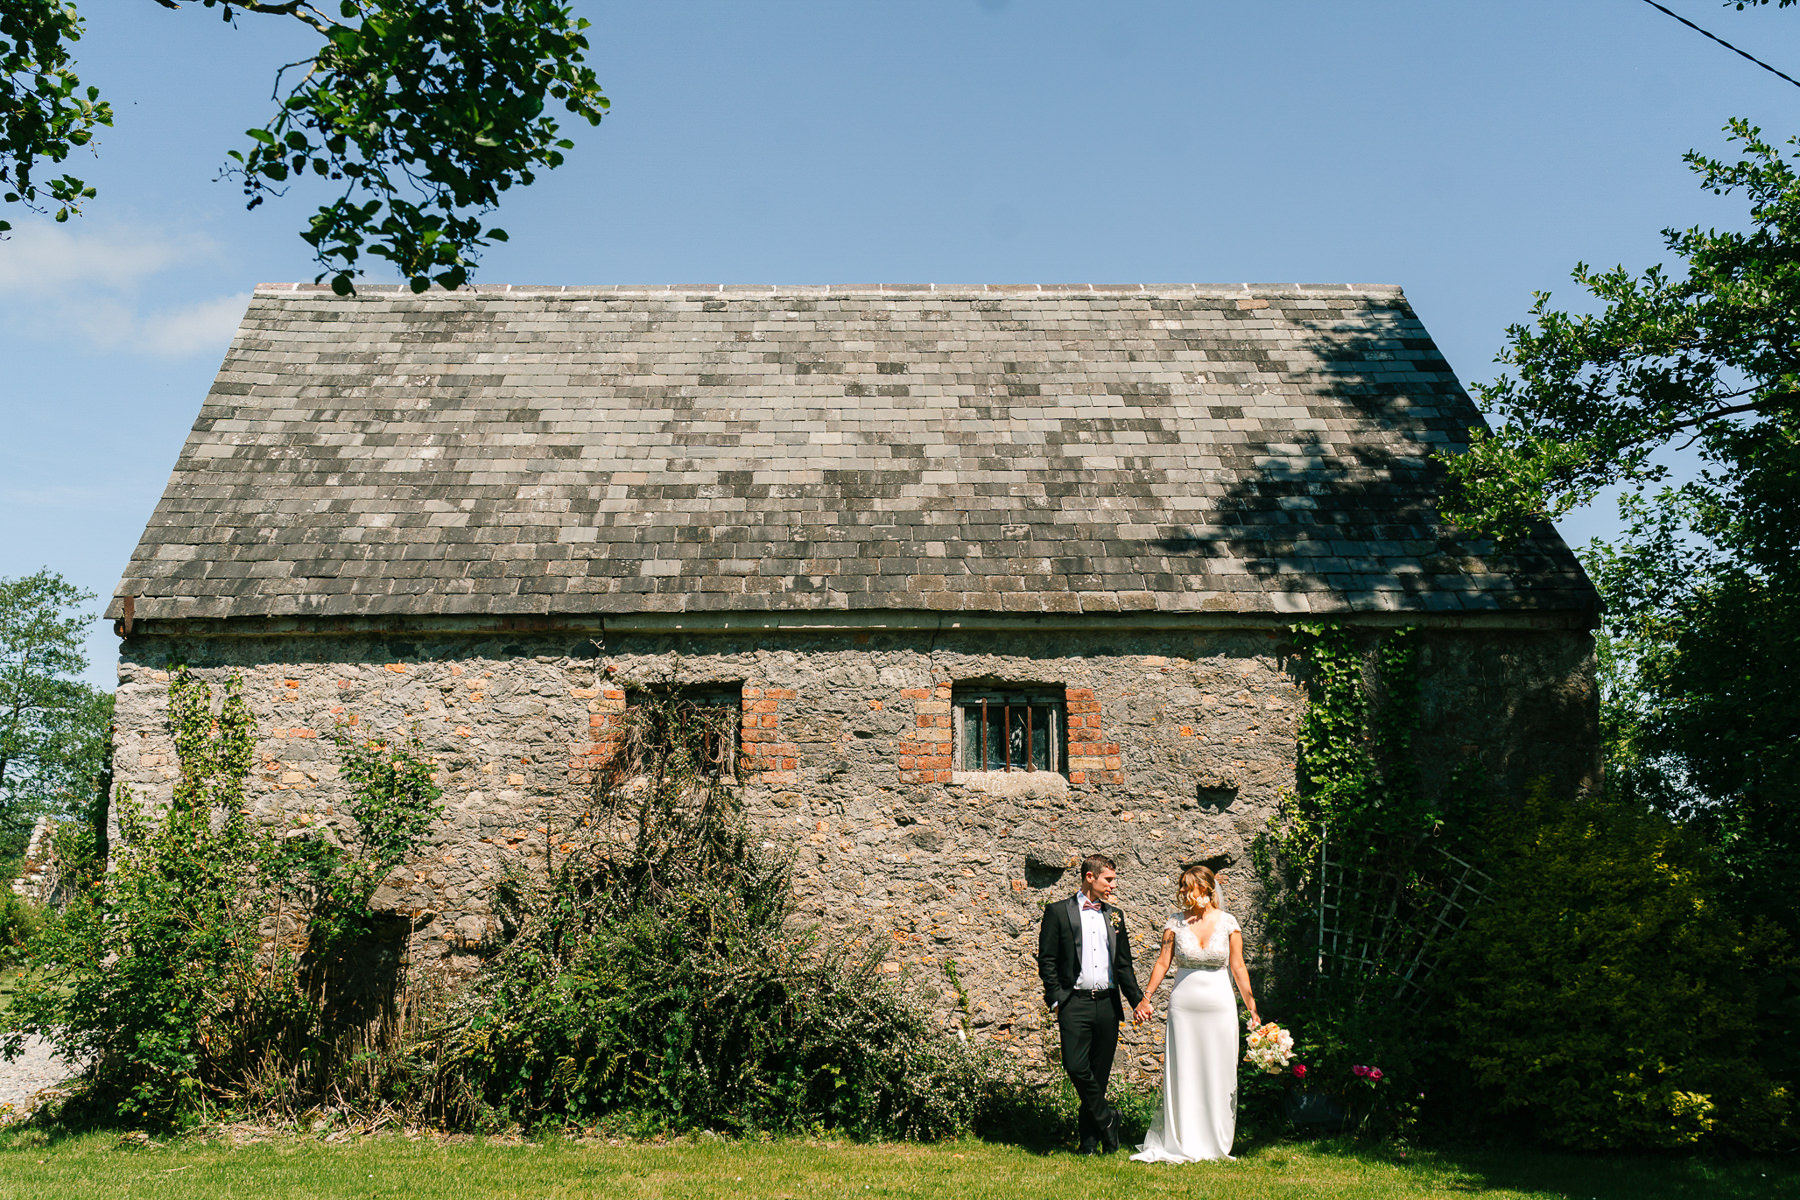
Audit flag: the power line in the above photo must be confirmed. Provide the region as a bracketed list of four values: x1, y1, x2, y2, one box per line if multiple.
[1638, 0, 1800, 91]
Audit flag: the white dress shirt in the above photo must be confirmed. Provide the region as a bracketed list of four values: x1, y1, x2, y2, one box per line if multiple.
[1073, 894, 1113, 990]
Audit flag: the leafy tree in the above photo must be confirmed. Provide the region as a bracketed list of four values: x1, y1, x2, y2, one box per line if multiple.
[0, 1, 111, 234]
[1440, 121, 1800, 931]
[0, 569, 112, 861]
[1, 1, 608, 293]
[1441, 120, 1798, 543]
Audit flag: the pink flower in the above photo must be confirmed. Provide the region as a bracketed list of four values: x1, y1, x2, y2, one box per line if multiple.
[1351, 1065, 1370, 1078]
[1292, 1063, 1307, 1080]
[1368, 1067, 1384, 1082]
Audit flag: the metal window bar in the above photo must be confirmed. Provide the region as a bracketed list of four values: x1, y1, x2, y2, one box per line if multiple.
[959, 696, 1063, 773]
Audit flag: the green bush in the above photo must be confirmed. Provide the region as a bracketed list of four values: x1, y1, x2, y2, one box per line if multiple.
[3, 669, 444, 1126]
[441, 694, 1023, 1138]
[1444, 784, 1795, 1150]
[0, 888, 43, 969]
[1232, 997, 1425, 1145]
[8, 681, 1029, 1137]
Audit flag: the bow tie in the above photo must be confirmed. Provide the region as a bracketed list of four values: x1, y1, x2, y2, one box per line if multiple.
[1080, 899, 1104, 912]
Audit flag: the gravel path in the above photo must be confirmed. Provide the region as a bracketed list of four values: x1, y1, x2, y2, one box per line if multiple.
[0, 1034, 77, 1123]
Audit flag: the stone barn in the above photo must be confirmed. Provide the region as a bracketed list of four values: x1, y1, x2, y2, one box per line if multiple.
[106, 283, 1598, 1061]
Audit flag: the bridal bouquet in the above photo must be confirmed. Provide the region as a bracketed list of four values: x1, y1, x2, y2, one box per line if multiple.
[1243, 1021, 1295, 1074]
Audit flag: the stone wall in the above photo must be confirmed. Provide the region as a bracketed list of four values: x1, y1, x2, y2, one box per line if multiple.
[9, 817, 62, 904]
[111, 620, 1595, 1079]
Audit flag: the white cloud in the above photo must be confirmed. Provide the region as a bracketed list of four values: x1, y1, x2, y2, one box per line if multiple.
[0, 218, 247, 359]
[0, 220, 206, 291]
[137, 292, 253, 357]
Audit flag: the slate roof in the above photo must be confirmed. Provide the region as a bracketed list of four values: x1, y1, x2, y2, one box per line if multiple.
[109, 284, 1597, 624]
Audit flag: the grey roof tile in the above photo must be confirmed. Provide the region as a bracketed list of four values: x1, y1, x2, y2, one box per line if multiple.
[110, 285, 1596, 622]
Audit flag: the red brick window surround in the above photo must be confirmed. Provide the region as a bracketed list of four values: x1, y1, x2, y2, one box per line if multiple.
[572, 684, 628, 783]
[1063, 687, 1122, 785]
[739, 686, 798, 781]
[575, 683, 764, 783]
[898, 683, 953, 784]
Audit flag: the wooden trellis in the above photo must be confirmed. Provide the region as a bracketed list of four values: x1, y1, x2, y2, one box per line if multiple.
[1314, 832, 1492, 1011]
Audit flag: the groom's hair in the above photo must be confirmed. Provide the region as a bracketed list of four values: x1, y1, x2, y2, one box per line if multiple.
[1080, 853, 1116, 880]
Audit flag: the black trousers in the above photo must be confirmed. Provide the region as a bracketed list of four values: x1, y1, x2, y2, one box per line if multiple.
[1057, 991, 1119, 1144]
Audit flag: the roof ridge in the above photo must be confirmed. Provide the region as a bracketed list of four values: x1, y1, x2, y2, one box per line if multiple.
[251, 282, 1408, 299]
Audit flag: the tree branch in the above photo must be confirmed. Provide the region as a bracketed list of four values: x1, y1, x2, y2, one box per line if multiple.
[1662, 395, 1792, 433]
[151, 1, 334, 36]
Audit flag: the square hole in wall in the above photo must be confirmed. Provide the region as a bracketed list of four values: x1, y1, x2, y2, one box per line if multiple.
[624, 683, 743, 779]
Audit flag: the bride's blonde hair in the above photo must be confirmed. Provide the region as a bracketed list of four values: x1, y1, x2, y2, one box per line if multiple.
[1175, 864, 1217, 915]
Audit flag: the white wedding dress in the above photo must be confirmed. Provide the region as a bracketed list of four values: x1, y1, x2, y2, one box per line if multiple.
[1131, 911, 1241, 1163]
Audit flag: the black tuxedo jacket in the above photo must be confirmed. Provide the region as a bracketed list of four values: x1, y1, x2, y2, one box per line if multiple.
[1036, 894, 1144, 1022]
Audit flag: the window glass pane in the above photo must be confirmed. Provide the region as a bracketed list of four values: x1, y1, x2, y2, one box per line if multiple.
[985, 703, 1007, 770]
[952, 695, 1065, 773]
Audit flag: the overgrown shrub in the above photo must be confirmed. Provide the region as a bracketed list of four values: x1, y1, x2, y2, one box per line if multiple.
[437, 693, 1022, 1137]
[2, 820, 102, 971]
[1445, 784, 1795, 1150]
[0, 888, 42, 969]
[6, 676, 1029, 1137]
[2, 668, 444, 1125]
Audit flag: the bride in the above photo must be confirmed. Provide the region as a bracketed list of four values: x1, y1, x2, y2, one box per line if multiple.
[1129, 863, 1261, 1163]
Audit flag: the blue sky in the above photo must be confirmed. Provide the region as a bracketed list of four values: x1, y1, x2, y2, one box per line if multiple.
[5, 0, 1799, 686]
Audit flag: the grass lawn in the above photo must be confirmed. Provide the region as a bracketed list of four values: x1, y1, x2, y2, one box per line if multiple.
[0, 1133, 1791, 1200]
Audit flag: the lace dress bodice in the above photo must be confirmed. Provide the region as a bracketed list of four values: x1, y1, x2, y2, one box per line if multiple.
[1167, 911, 1239, 970]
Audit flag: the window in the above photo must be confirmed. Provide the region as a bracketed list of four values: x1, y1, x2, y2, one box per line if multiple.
[953, 687, 1064, 774]
[625, 683, 742, 779]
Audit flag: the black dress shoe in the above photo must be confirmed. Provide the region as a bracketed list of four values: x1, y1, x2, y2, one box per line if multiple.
[1076, 1138, 1100, 1156]
[1099, 1107, 1123, 1154]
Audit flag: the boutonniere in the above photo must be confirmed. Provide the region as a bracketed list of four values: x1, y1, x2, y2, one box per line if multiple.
[1107, 911, 1122, 929]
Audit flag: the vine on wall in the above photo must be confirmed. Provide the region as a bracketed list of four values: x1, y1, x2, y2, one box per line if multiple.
[1238, 624, 1449, 1138]
[166, 666, 256, 821]
[1257, 623, 1429, 912]
[1254, 622, 1494, 1001]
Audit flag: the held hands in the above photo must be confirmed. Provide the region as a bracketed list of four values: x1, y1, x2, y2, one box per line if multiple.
[1132, 999, 1154, 1024]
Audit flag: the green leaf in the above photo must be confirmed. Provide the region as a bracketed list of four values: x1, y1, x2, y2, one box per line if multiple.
[214, 0, 607, 297]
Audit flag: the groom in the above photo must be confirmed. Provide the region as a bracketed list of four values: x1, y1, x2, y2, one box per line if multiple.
[1037, 852, 1144, 1154]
